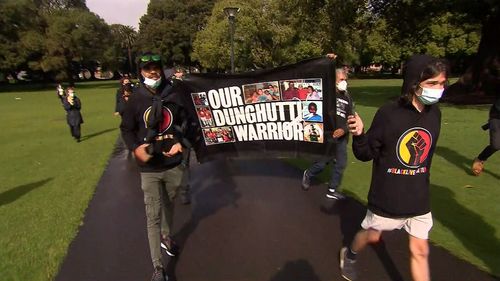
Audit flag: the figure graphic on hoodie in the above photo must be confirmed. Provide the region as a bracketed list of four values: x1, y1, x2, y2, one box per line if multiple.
[338, 55, 448, 281]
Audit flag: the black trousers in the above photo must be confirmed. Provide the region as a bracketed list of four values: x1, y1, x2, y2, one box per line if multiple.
[69, 124, 81, 140]
[478, 118, 500, 161]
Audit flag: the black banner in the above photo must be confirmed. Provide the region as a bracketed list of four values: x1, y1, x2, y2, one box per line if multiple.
[179, 57, 336, 162]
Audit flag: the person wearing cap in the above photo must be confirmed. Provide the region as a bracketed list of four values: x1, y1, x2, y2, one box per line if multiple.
[120, 52, 191, 281]
[339, 55, 448, 281]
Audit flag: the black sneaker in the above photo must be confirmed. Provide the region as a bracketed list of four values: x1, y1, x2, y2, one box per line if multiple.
[151, 266, 168, 281]
[326, 189, 346, 200]
[340, 247, 357, 281]
[301, 170, 311, 190]
[160, 235, 179, 257]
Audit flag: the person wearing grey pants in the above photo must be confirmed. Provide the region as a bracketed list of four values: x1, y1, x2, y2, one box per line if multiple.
[120, 51, 193, 281]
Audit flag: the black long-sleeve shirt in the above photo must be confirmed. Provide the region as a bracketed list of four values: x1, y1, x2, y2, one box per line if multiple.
[352, 101, 441, 217]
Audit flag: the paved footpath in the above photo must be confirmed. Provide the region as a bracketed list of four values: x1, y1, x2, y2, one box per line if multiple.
[55, 143, 498, 281]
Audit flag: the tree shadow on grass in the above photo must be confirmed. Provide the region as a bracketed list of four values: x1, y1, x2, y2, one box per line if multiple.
[432, 183, 500, 277]
[0, 178, 53, 206]
[436, 146, 500, 180]
[80, 128, 118, 142]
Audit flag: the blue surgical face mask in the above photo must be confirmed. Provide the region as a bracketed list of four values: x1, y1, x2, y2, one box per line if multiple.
[143, 77, 162, 89]
[417, 87, 444, 105]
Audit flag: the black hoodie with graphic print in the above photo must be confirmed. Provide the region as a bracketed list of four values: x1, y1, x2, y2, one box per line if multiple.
[120, 81, 189, 173]
[352, 55, 442, 217]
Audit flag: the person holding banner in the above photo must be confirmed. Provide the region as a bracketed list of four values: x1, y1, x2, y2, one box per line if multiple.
[302, 68, 353, 200]
[120, 52, 191, 281]
[339, 54, 448, 281]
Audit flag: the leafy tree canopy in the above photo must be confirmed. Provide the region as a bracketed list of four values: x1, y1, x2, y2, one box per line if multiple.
[192, 0, 330, 72]
[40, 8, 112, 81]
[136, 0, 216, 67]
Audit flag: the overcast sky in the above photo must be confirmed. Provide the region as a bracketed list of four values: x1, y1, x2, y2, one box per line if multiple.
[86, 0, 149, 30]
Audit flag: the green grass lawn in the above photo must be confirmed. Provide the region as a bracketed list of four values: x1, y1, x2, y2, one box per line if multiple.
[0, 81, 121, 281]
[0, 80, 498, 280]
[290, 79, 500, 277]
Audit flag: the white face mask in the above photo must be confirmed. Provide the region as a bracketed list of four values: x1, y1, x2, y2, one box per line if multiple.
[143, 77, 162, 89]
[336, 80, 347, 91]
[418, 87, 444, 105]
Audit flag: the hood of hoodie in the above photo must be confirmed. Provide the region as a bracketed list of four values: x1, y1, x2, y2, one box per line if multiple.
[401, 54, 436, 96]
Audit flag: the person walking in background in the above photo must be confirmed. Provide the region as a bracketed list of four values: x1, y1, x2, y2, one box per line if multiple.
[63, 86, 84, 142]
[339, 55, 448, 281]
[302, 68, 353, 200]
[115, 83, 133, 117]
[114, 76, 133, 116]
[471, 94, 500, 175]
[120, 52, 193, 281]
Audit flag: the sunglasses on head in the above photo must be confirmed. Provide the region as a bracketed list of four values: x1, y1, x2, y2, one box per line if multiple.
[140, 54, 161, 63]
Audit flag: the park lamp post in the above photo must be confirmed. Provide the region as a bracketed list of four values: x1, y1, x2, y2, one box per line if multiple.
[223, 7, 240, 73]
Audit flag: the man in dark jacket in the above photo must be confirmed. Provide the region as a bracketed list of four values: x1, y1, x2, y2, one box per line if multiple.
[63, 86, 83, 142]
[339, 55, 448, 281]
[302, 67, 353, 200]
[120, 52, 191, 281]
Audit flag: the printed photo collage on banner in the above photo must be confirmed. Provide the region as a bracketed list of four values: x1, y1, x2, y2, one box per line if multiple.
[191, 78, 325, 146]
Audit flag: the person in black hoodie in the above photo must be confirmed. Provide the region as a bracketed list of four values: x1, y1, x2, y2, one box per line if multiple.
[120, 52, 191, 281]
[339, 55, 448, 281]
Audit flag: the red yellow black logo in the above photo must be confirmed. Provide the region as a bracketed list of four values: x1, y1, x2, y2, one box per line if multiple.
[396, 127, 432, 168]
[143, 106, 173, 134]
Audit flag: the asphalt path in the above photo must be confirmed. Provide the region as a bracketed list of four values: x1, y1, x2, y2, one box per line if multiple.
[55, 142, 498, 281]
